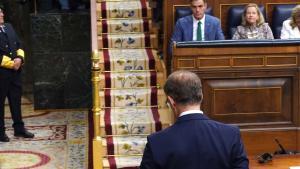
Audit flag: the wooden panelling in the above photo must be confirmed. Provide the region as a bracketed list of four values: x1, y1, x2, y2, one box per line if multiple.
[177, 58, 196, 69]
[166, 0, 300, 158]
[172, 43, 300, 162]
[266, 55, 297, 66]
[170, 48, 299, 74]
[241, 129, 299, 155]
[232, 57, 264, 67]
[213, 87, 281, 114]
[173, 46, 299, 56]
[298, 129, 300, 151]
[198, 57, 231, 68]
[204, 77, 292, 124]
[164, 0, 300, 69]
[249, 154, 300, 169]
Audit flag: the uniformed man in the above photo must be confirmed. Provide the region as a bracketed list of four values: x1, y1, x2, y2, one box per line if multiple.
[0, 5, 34, 142]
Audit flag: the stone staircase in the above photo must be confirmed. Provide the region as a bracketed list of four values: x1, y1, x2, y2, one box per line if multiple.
[91, 0, 172, 168]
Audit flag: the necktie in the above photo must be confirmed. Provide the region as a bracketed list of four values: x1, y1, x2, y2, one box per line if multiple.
[197, 21, 202, 41]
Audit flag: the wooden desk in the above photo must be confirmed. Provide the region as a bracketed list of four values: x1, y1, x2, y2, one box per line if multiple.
[172, 40, 300, 155]
[250, 154, 300, 169]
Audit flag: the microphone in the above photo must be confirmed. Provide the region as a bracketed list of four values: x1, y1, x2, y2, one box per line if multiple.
[274, 138, 287, 154]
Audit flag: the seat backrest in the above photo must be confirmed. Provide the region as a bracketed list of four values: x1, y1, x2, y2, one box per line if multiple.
[174, 6, 213, 24]
[227, 5, 265, 39]
[272, 4, 297, 39]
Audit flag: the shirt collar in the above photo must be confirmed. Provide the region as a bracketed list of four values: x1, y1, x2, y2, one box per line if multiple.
[179, 110, 203, 117]
[192, 14, 205, 24]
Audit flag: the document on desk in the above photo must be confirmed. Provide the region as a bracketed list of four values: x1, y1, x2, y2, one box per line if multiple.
[290, 167, 300, 169]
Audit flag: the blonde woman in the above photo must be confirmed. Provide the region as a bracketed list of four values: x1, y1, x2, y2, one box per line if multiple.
[232, 3, 274, 39]
[281, 5, 300, 39]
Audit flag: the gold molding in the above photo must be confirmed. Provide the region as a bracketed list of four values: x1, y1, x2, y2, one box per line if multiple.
[91, 50, 101, 140]
[232, 56, 264, 68]
[93, 140, 103, 169]
[92, 50, 101, 70]
[265, 55, 297, 67]
[177, 58, 196, 68]
[175, 55, 298, 69]
[198, 57, 231, 68]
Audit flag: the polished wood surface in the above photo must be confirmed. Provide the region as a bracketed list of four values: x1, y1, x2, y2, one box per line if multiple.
[163, 0, 300, 72]
[165, 0, 300, 159]
[249, 154, 300, 169]
[172, 42, 300, 154]
[241, 130, 299, 155]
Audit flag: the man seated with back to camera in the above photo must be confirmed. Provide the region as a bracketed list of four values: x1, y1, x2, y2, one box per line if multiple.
[232, 3, 274, 40]
[170, 0, 225, 44]
[140, 70, 249, 169]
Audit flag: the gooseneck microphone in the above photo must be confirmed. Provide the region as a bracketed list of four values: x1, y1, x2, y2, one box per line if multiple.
[274, 138, 287, 154]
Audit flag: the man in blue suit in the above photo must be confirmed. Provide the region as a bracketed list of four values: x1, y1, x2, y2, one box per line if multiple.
[140, 70, 249, 169]
[171, 0, 224, 43]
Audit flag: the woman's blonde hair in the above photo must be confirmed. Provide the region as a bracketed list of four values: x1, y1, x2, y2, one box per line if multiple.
[241, 3, 265, 26]
[290, 5, 300, 28]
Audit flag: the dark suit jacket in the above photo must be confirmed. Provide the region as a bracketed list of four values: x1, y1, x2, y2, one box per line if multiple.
[171, 15, 225, 42]
[0, 23, 22, 78]
[140, 113, 249, 169]
[0, 23, 21, 59]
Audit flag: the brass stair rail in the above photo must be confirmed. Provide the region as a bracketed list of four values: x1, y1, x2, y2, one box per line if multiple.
[91, 0, 103, 167]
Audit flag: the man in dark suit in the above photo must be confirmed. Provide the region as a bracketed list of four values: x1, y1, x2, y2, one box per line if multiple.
[140, 70, 249, 169]
[0, 6, 34, 142]
[171, 0, 224, 42]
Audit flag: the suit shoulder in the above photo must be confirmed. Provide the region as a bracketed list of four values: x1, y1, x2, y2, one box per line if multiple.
[206, 15, 221, 22]
[148, 125, 174, 141]
[4, 23, 12, 28]
[211, 120, 240, 133]
[176, 15, 192, 24]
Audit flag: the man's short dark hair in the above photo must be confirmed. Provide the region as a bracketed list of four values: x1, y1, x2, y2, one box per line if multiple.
[190, 0, 207, 3]
[164, 70, 203, 106]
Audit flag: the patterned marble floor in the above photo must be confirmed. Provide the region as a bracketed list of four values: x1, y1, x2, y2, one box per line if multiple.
[0, 99, 90, 169]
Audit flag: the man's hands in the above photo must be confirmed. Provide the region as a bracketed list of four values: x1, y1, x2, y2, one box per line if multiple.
[13, 58, 22, 70]
[0, 56, 23, 70]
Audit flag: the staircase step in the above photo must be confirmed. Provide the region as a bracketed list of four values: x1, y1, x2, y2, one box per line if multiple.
[99, 107, 172, 136]
[102, 135, 147, 156]
[98, 19, 152, 34]
[98, 33, 157, 49]
[99, 88, 166, 107]
[99, 71, 165, 88]
[99, 49, 163, 72]
[103, 156, 141, 169]
[97, 1, 152, 19]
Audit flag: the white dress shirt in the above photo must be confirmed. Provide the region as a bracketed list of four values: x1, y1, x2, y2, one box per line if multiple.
[281, 19, 300, 39]
[193, 15, 205, 41]
[179, 109, 203, 117]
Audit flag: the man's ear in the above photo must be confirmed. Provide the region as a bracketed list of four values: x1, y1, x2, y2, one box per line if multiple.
[167, 96, 175, 107]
